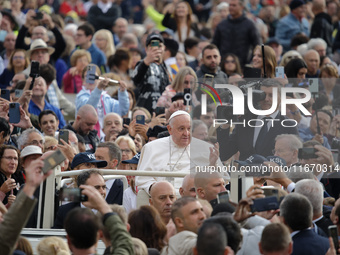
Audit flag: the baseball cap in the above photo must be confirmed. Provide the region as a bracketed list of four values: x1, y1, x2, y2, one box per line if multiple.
[20, 145, 43, 158]
[146, 32, 164, 46]
[122, 153, 141, 164]
[235, 154, 267, 166]
[71, 152, 107, 169]
[236, 154, 286, 166]
[289, 0, 305, 10]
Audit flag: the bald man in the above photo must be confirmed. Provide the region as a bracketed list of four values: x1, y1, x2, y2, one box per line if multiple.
[149, 181, 177, 224]
[136, 111, 226, 195]
[64, 104, 100, 153]
[304, 50, 320, 78]
[179, 174, 196, 198]
[195, 172, 227, 204]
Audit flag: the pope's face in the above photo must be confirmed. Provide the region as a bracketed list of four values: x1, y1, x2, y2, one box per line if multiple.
[167, 115, 191, 147]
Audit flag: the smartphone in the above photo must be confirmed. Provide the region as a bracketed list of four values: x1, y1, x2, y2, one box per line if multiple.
[85, 65, 97, 84]
[217, 191, 229, 204]
[58, 130, 69, 145]
[1, 89, 10, 101]
[328, 225, 339, 250]
[183, 88, 191, 106]
[9, 103, 20, 124]
[203, 74, 214, 86]
[14, 89, 23, 98]
[59, 188, 88, 203]
[42, 149, 66, 174]
[155, 107, 165, 116]
[251, 196, 280, 212]
[298, 148, 318, 159]
[308, 78, 319, 95]
[29, 61, 40, 79]
[150, 40, 159, 47]
[33, 11, 43, 20]
[275, 66, 284, 78]
[123, 118, 131, 126]
[136, 115, 145, 125]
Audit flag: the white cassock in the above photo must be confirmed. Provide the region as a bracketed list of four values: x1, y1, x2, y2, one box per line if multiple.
[136, 136, 228, 194]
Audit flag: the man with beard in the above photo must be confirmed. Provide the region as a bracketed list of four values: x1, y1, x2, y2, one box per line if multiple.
[64, 104, 99, 153]
[196, 44, 228, 84]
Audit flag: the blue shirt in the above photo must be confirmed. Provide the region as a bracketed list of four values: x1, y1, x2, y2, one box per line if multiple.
[275, 13, 310, 52]
[87, 44, 107, 73]
[298, 127, 331, 149]
[28, 100, 66, 129]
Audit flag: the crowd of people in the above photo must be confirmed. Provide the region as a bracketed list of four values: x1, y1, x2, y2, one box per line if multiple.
[1, 0, 340, 254]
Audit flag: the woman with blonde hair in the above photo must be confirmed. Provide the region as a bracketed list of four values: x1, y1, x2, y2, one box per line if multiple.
[116, 136, 137, 171]
[157, 66, 198, 108]
[62, 49, 91, 93]
[37, 236, 70, 255]
[0, 49, 29, 88]
[252, 45, 277, 78]
[93, 29, 116, 59]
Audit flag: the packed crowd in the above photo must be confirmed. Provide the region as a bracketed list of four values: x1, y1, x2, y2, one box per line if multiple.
[1, 0, 340, 254]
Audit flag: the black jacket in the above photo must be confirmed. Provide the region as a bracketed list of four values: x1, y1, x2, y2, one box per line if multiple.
[217, 112, 298, 161]
[311, 12, 333, 53]
[64, 122, 99, 153]
[132, 60, 171, 114]
[212, 13, 260, 67]
[87, 4, 121, 31]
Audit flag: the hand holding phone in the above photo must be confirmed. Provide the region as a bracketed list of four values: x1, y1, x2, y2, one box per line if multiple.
[9, 103, 20, 124]
[58, 130, 69, 145]
[42, 150, 66, 173]
[136, 115, 145, 125]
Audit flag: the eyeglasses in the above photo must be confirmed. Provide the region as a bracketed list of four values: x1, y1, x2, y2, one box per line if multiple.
[28, 140, 44, 146]
[121, 149, 132, 154]
[2, 156, 18, 161]
[13, 56, 24, 60]
[226, 60, 235, 64]
[75, 33, 85, 37]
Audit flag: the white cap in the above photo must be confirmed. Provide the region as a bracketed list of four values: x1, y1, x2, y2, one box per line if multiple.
[168, 110, 190, 122]
[20, 145, 43, 158]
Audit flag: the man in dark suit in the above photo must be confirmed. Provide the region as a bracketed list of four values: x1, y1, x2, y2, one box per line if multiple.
[53, 169, 107, 229]
[95, 142, 123, 205]
[295, 179, 332, 236]
[218, 79, 298, 161]
[280, 193, 329, 255]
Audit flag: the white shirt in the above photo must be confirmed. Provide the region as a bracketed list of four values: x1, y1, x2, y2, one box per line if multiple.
[123, 187, 137, 214]
[136, 136, 227, 194]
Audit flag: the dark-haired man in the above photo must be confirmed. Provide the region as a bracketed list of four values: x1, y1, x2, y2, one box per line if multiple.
[162, 197, 206, 255]
[39, 110, 59, 137]
[53, 169, 107, 229]
[74, 23, 106, 70]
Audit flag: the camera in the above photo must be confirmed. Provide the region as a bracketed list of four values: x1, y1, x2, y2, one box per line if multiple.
[59, 188, 88, 202]
[33, 11, 43, 20]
